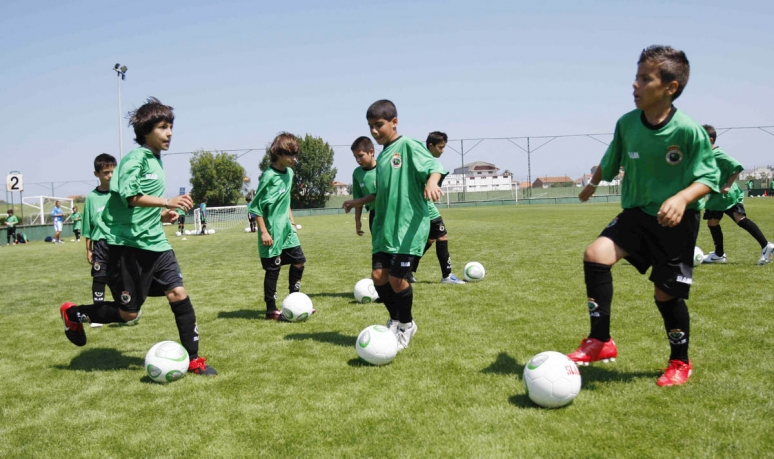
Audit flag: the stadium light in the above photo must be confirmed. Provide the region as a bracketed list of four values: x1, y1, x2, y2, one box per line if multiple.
[113, 63, 128, 159]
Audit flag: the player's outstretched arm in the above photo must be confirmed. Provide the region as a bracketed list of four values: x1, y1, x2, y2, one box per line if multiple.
[343, 194, 375, 213]
[579, 168, 603, 202]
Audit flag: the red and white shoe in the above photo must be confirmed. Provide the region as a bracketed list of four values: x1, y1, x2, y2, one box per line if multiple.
[657, 359, 692, 387]
[60, 302, 86, 347]
[567, 337, 617, 365]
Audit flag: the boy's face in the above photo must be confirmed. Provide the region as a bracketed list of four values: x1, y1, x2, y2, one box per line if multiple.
[428, 141, 446, 158]
[276, 151, 298, 168]
[633, 60, 678, 111]
[352, 149, 376, 168]
[368, 117, 398, 146]
[145, 120, 173, 153]
[94, 165, 115, 188]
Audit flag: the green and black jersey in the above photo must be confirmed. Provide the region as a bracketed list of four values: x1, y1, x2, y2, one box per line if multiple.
[248, 166, 300, 258]
[599, 107, 719, 216]
[71, 212, 83, 232]
[352, 165, 377, 211]
[83, 188, 111, 241]
[705, 146, 744, 212]
[98, 147, 171, 251]
[371, 136, 447, 256]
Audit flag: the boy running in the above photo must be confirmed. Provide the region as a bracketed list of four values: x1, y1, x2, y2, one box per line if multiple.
[568, 46, 719, 387]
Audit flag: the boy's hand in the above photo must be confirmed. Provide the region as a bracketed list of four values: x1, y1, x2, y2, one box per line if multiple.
[261, 231, 273, 247]
[86, 250, 93, 265]
[343, 201, 354, 213]
[658, 195, 688, 227]
[356, 221, 364, 236]
[579, 184, 596, 202]
[161, 210, 179, 224]
[169, 194, 193, 211]
[424, 183, 444, 202]
[721, 185, 731, 195]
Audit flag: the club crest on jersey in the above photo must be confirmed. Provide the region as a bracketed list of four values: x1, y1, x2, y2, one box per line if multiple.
[666, 145, 684, 165]
[391, 153, 402, 169]
[120, 291, 132, 304]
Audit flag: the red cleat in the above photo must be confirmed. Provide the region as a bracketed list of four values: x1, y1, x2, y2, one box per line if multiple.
[60, 302, 86, 346]
[657, 359, 692, 387]
[188, 356, 217, 376]
[567, 337, 617, 365]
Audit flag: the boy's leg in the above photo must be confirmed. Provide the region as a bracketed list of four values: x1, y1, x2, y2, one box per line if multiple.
[261, 257, 282, 319]
[654, 289, 692, 387]
[390, 254, 418, 350]
[731, 209, 773, 264]
[372, 253, 398, 329]
[282, 246, 307, 294]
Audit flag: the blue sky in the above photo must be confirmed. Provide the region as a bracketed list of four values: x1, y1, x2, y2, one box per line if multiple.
[2, 0, 773, 199]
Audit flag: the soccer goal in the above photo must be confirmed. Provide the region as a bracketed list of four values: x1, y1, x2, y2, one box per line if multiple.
[193, 205, 251, 233]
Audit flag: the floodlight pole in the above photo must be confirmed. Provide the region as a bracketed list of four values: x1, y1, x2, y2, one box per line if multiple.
[113, 64, 128, 159]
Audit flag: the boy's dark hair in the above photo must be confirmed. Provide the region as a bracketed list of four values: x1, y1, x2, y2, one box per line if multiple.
[94, 153, 117, 173]
[7, 209, 13, 214]
[638, 45, 690, 101]
[702, 124, 717, 143]
[366, 100, 397, 121]
[351, 136, 374, 153]
[128, 97, 174, 145]
[269, 132, 299, 162]
[426, 131, 448, 148]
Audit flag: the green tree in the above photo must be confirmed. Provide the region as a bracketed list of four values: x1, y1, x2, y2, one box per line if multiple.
[189, 150, 248, 206]
[259, 134, 337, 209]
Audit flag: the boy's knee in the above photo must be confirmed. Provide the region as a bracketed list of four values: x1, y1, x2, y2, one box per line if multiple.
[654, 288, 676, 303]
[119, 309, 139, 322]
[372, 269, 388, 285]
[165, 286, 187, 303]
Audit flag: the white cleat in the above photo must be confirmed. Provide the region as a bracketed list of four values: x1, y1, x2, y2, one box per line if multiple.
[758, 243, 774, 265]
[441, 274, 466, 284]
[396, 321, 417, 351]
[702, 252, 726, 264]
[385, 319, 399, 336]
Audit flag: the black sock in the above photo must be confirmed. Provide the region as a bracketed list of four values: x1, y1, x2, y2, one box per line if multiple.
[264, 268, 280, 312]
[289, 265, 304, 293]
[584, 261, 613, 342]
[737, 218, 769, 248]
[436, 240, 452, 278]
[73, 302, 123, 324]
[655, 297, 690, 363]
[374, 283, 398, 320]
[394, 285, 414, 324]
[92, 280, 107, 303]
[709, 225, 724, 256]
[171, 297, 199, 360]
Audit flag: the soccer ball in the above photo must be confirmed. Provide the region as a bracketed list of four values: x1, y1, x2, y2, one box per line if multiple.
[184, 230, 191, 236]
[693, 246, 704, 267]
[463, 262, 486, 282]
[245, 227, 251, 233]
[175, 231, 181, 237]
[523, 351, 582, 408]
[355, 325, 398, 365]
[145, 341, 189, 383]
[354, 278, 379, 304]
[208, 229, 215, 235]
[281, 292, 314, 322]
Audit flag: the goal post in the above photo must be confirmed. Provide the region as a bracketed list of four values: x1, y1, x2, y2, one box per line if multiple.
[193, 205, 251, 233]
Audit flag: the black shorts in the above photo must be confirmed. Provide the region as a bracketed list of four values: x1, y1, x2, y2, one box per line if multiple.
[7, 226, 16, 238]
[260, 246, 306, 271]
[107, 246, 184, 313]
[428, 217, 448, 240]
[91, 239, 111, 280]
[704, 203, 745, 221]
[599, 208, 699, 299]
[248, 214, 256, 222]
[372, 252, 417, 279]
[178, 214, 186, 225]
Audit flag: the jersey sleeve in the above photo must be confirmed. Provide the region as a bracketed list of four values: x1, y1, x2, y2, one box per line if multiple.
[409, 141, 447, 186]
[715, 150, 743, 178]
[599, 120, 623, 182]
[115, 154, 145, 201]
[248, 172, 273, 217]
[352, 170, 363, 200]
[686, 127, 720, 193]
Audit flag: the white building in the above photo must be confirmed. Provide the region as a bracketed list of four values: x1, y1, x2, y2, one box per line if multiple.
[443, 174, 512, 192]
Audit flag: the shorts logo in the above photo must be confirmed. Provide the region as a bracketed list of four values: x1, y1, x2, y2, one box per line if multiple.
[587, 299, 599, 312]
[120, 291, 132, 304]
[676, 275, 693, 285]
[391, 153, 402, 169]
[274, 257, 281, 266]
[666, 146, 684, 165]
[606, 217, 618, 228]
[439, 225, 445, 232]
[400, 261, 411, 267]
[93, 262, 101, 271]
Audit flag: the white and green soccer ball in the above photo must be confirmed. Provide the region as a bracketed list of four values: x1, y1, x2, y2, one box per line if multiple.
[354, 278, 379, 304]
[184, 230, 191, 236]
[145, 340, 189, 383]
[463, 262, 486, 282]
[523, 351, 581, 408]
[244, 227, 251, 233]
[355, 325, 398, 365]
[207, 229, 215, 235]
[693, 246, 704, 267]
[175, 231, 181, 237]
[281, 292, 314, 322]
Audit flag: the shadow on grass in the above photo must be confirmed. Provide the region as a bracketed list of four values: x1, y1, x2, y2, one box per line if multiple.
[481, 352, 524, 376]
[305, 291, 353, 300]
[347, 357, 389, 367]
[579, 365, 661, 387]
[217, 309, 263, 320]
[284, 331, 355, 348]
[53, 348, 144, 372]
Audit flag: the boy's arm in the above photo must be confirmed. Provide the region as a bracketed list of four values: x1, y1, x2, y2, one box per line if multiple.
[343, 194, 375, 213]
[85, 237, 93, 264]
[722, 171, 740, 195]
[288, 209, 298, 229]
[127, 194, 193, 212]
[424, 172, 444, 202]
[579, 168, 604, 202]
[354, 206, 364, 236]
[658, 182, 712, 227]
[257, 215, 272, 247]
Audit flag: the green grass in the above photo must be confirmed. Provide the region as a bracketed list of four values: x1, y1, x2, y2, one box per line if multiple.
[2, 201, 774, 458]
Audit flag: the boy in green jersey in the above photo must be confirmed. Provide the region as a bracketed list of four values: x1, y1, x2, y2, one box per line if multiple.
[82, 154, 118, 327]
[568, 46, 720, 387]
[70, 206, 83, 242]
[59, 97, 216, 376]
[248, 132, 307, 321]
[700, 124, 774, 265]
[364, 100, 446, 350]
[349, 136, 378, 236]
[410, 131, 465, 285]
[4, 209, 18, 245]
[199, 197, 208, 235]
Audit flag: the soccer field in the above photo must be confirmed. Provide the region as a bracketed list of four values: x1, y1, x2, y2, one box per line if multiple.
[2, 201, 773, 458]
